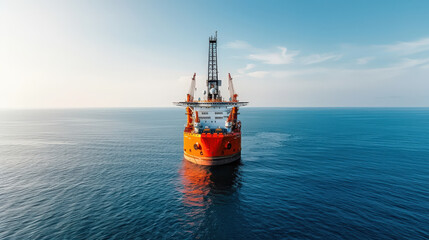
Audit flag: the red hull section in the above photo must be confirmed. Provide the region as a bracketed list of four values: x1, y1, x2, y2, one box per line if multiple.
[183, 132, 241, 166]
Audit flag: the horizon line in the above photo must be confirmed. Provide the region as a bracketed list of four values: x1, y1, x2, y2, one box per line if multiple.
[1, 106, 429, 110]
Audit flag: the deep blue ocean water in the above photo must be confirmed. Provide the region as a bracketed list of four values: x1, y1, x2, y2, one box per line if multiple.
[0, 108, 428, 239]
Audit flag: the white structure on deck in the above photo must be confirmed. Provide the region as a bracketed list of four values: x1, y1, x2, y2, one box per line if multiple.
[174, 101, 248, 133]
[194, 106, 231, 130]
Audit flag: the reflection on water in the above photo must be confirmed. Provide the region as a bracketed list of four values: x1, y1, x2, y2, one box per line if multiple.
[179, 159, 242, 207]
[178, 159, 246, 238]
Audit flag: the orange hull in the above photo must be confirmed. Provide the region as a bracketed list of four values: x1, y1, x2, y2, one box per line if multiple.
[183, 132, 241, 166]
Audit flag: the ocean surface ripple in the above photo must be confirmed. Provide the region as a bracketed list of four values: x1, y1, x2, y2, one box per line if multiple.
[0, 108, 428, 239]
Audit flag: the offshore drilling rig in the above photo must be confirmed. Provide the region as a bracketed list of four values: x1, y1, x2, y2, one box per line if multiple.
[174, 32, 248, 165]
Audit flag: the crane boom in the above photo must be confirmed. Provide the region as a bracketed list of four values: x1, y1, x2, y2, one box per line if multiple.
[228, 73, 238, 102]
[187, 73, 196, 102]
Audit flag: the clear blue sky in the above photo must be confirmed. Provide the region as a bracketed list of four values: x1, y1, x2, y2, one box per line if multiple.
[1, 0, 429, 107]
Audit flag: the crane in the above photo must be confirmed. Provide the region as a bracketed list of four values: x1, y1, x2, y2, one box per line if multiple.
[228, 73, 238, 102]
[186, 73, 196, 102]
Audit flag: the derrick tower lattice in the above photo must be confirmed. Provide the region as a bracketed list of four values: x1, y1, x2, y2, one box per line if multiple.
[207, 31, 220, 100]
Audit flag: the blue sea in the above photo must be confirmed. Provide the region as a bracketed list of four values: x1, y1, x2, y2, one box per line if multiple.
[0, 108, 428, 239]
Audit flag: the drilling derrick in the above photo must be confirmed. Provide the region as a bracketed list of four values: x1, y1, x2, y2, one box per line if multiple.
[207, 32, 221, 101]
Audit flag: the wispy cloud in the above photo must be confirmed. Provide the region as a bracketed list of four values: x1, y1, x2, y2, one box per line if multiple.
[237, 63, 255, 74]
[421, 64, 429, 69]
[356, 57, 374, 65]
[232, 37, 429, 107]
[248, 47, 299, 65]
[243, 56, 429, 80]
[224, 40, 252, 49]
[253, 68, 329, 79]
[247, 71, 269, 78]
[300, 53, 342, 65]
[383, 37, 429, 55]
[393, 57, 429, 68]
